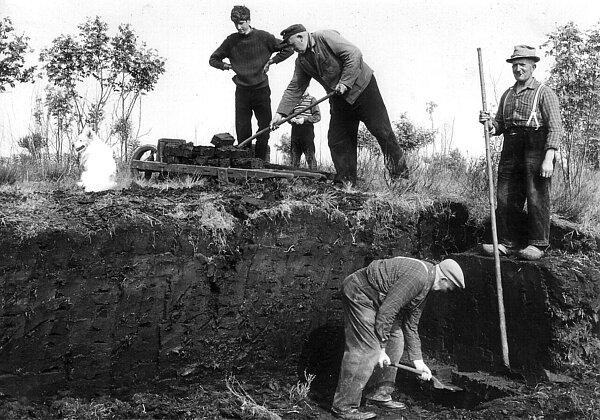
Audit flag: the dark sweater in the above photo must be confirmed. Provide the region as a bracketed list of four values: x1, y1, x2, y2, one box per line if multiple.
[209, 29, 293, 88]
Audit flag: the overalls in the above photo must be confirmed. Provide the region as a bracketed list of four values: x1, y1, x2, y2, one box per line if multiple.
[497, 84, 551, 247]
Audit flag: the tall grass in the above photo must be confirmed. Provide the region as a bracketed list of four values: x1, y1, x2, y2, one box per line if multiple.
[350, 148, 494, 226]
[3, 143, 599, 238]
[0, 154, 77, 184]
[551, 164, 600, 233]
[0, 153, 134, 191]
[347, 147, 600, 237]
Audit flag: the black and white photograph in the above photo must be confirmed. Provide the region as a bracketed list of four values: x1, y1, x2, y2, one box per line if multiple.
[1, 1, 599, 419]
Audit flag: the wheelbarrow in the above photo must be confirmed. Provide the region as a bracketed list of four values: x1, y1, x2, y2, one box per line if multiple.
[129, 91, 336, 181]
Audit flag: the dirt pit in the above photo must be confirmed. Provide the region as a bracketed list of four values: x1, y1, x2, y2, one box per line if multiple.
[0, 178, 599, 419]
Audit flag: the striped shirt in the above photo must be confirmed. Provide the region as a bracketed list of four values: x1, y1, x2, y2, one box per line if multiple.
[365, 257, 435, 361]
[209, 29, 293, 88]
[291, 94, 321, 124]
[494, 77, 563, 150]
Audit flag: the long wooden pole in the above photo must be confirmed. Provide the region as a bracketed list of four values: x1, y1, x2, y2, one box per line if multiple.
[477, 48, 510, 368]
[237, 91, 336, 149]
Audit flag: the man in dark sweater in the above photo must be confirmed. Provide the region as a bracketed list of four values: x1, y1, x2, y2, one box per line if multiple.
[209, 6, 293, 161]
[331, 257, 465, 420]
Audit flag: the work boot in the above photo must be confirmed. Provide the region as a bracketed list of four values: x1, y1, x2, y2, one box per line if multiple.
[481, 243, 513, 257]
[331, 408, 377, 420]
[366, 398, 407, 410]
[516, 245, 544, 260]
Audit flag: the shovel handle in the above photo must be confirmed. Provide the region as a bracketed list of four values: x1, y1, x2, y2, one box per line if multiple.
[237, 91, 336, 149]
[388, 363, 425, 376]
[388, 363, 463, 392]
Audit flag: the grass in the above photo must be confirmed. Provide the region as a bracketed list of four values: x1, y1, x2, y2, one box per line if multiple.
[225, 375, 282, 420]
[551, 164, 600, 234]
[0, 163, 18, 185]
[355, 149, 493, 225]
[166, 195, 237, 251]
[288, 370, 315, 406]
[2, 144, 600, 244]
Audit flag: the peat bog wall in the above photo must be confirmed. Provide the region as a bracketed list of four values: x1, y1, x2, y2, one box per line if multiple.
[0, 188, 598, 398]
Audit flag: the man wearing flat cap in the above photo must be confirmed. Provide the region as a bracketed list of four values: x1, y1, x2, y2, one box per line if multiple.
[479, 45, 564, 261]
[270, 24, 407, 185]
[331, 257, 465, 420]
[209, 6, 293, 161]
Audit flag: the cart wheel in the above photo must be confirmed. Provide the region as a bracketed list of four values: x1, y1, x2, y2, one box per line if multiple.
[130, 144, 157, 180]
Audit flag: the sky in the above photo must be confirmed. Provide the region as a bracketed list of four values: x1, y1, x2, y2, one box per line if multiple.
[1, 0, 600, 161]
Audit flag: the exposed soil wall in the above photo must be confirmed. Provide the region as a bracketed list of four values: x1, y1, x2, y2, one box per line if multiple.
[1, 184, 598, 400]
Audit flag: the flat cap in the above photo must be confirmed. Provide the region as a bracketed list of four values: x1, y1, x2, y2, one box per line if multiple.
[438, 259, 465, 289]
[280, 24, 306, 44]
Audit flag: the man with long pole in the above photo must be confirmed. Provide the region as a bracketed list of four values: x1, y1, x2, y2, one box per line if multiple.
[478, 45, 564, 261]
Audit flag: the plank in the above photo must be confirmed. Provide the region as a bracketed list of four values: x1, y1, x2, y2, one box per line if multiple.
[130, 160, 296, 180]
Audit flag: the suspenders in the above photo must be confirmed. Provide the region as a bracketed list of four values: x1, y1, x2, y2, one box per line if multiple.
[526, 84, 544, 129]
[502, 83, 544, 129]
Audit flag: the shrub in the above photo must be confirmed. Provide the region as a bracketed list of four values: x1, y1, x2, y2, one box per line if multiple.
[552, 164, 600, 231]
[0, 162, 19, 185]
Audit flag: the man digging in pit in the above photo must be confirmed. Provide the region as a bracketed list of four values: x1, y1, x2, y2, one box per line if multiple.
[331, 257, 465, 420]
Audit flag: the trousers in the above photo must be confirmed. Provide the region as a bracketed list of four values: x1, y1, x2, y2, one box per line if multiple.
[328, 76, 407, 184]
[291, 123, 317, 169]
[497, 128, 552, 247]
[332, 269, 405, 413]
[235, 85, 271, 160]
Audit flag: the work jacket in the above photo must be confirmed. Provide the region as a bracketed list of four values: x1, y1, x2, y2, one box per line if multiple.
[277, 30, 374, 116]
[365, 257, 434, 361]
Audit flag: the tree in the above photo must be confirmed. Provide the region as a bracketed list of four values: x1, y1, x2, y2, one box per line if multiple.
[426, 101, 438, 130]
[357, 124, 381, 156]
[0, 17, 35, 92]
[274, 133, 292, 165]
[392, 113, 436, 151]
[18, 96, 49, 159]
[357, 113, 436, 155]
[45, 85, 74, 160]
[39, 16, 166, 160]
[543, 21, 600, 187]
[110, 24, 166, 160]
[17, 132, 46, 159]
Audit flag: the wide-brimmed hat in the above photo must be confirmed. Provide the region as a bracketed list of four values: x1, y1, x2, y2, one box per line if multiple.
[280, 24, 306, 45]
[506, 45, 540, 63]
[438, 259, 465, 289]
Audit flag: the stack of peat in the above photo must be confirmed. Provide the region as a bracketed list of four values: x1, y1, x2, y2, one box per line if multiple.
[159, 133, 264, 170]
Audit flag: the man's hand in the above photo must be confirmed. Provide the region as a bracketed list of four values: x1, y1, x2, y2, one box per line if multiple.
[334, 83, 348, 95]
[263, 59, 272, 74]
[478, 110, 491, 124]
[413, 359, 432, 381]
[291, 117, 305, 125]
[270, 113, 285, 130]
[479, 111, 496, 135]
[378, 349, 390, 368]
[540, 149, 556, 178]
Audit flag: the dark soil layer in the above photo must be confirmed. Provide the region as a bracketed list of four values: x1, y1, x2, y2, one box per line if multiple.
[0, 179, 599, 419]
